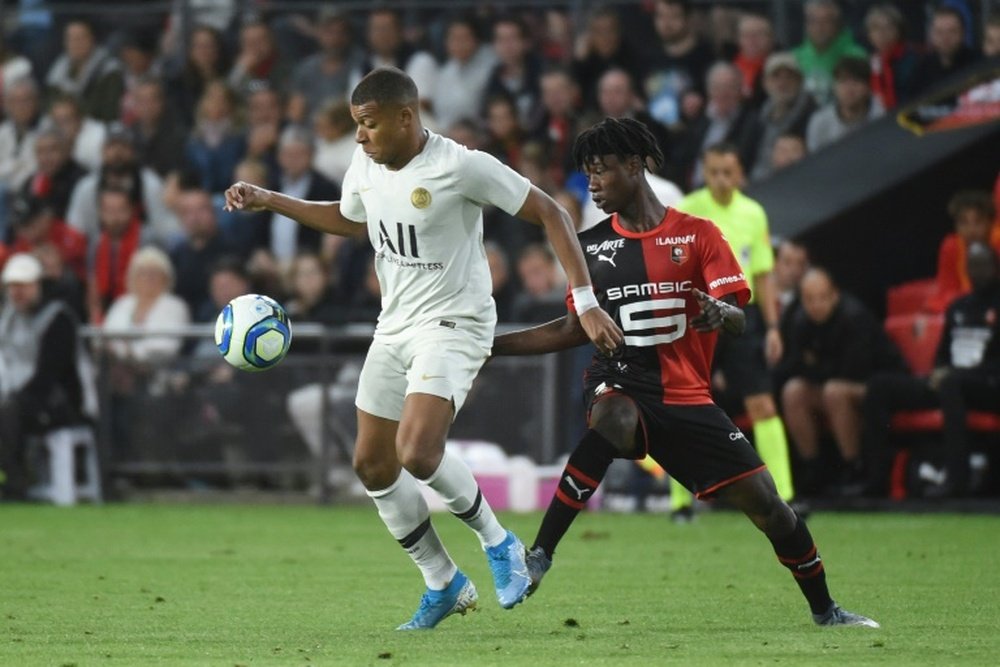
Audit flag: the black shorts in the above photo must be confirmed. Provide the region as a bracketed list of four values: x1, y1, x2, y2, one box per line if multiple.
[588, 386, 766, 499]
[714, 303, 772, 398]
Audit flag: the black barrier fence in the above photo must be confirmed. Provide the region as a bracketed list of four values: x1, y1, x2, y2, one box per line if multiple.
[81, 324, 576, 502]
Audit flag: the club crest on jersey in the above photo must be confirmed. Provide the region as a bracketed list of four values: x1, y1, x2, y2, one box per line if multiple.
[671, 245, 689, 265]
[410, 187, 432, 209]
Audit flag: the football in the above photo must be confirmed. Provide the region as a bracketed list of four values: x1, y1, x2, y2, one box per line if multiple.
[215, 294, 292, 371]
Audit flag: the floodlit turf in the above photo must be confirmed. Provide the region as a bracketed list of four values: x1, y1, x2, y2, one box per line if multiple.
[1, 505, 998, 666]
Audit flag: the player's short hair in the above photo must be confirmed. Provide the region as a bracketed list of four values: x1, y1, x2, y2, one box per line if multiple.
[947, 190, 996, 221]
[572, 117, 664, 173]
[833, 56, 871, 82]
[351, 66, 419, 108]
[702, 141, 742, 164]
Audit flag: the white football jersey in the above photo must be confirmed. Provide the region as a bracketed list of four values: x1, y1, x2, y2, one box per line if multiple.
[340, 132, 531, 343]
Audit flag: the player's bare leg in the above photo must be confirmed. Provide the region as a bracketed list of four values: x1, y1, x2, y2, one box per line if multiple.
[719, 472, 879, 628]
[527, 392, 641, 595]
[354, 409, 474, 630]
[398, 393, 531, 610]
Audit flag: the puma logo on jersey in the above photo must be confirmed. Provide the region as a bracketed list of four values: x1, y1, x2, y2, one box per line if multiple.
[598, 249, 618, 267]
[564, 476, 591, 500]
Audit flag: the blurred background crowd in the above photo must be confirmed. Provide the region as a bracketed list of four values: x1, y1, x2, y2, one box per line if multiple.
[0, 0, 997, 504]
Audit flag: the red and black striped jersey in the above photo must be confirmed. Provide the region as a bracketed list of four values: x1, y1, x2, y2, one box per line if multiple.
[569, 208, 751, 405]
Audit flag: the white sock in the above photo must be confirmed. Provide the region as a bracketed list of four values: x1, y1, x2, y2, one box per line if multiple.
[421, 450, 507, 549]
[367, 469, 457, 590]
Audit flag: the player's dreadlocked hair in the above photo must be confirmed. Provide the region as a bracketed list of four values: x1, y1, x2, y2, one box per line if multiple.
[572, 117, 664, 173]
[351, 66, 418, 108]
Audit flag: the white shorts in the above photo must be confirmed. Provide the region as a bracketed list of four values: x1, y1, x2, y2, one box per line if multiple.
[355, 327, 490, 422]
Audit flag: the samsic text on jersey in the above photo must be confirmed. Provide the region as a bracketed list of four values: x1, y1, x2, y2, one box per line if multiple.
[569, 209, 751, 405]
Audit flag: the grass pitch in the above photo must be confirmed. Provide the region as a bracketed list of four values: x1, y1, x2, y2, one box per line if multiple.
[1, 504, 998, 666]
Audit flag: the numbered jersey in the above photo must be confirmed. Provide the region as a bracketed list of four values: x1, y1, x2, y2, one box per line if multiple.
[339, 132, 531, 343]
[570, 209, 751, 405]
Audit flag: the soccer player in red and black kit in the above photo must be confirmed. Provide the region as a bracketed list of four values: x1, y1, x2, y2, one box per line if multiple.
[491, 118, 878, 627]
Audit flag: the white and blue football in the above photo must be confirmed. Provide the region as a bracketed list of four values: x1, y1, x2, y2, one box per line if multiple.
[215, 294, 292, 371]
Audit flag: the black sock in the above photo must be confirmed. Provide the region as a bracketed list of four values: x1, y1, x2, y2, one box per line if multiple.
[768, 516, 834, 615]
[532, 430, 618, 559]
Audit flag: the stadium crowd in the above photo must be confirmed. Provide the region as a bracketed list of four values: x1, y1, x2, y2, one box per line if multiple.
[0, 0, 998, 501]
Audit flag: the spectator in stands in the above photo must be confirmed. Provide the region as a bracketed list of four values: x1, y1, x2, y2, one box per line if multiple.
[244, 87, 285, 177]
[66, 124, 178, 245]
[351, 8, 438, 114]
[733, 12, 776, 107]
[925, 190, 1000, 313]
[87, 186, 145, 323]
[46, 94, 106, 172]
[770, 132, 808, 173]
[540, 9, 575, 65]
[774, 238, 811, 322]
[742, 52, 818, 182]
[806, 57, 883, 153]
[865, 3, 920, 111]
[228, 20, 293, 98]
[20, 127, 86, 221]
[793, 0, 866, 105]
[198, 257, 250, 324]
[912, 5, 980, 96]
[863, 242, 1000, 498]
[432, 15, 497, 131]
[0, 77, 41, 193]
[35, 242, 86, 321]
[511, 242, 566, 322]
[246, 248, 288, 304]
[0, 35, 32, 103]
[483, 94, 525, 168]
[484, 241, 516, 323]
[166, 25, 230, 127]
[129, 77, 188, 180]
[312, 101, 355, 186]
[288, 9, 357, 124]
[778, 267, 904, 496]
[985, 16, 1000, 58]
[644, 0, 715, 129]
[117, 31, 161, 126]
[530, 67, 581, 187]
[170, 187, 233, 317]
[103, 245, 190, 362]
[258, 126, 340, 264]
[674, 62, 755, 190]
[8, 194, 86, 280]
[285, 252, 338, 325]
[185, 81, 246, 196]
[484, 16, 542, 128]
[0, 253, 85, 501]
[444, 118, 484, 151]
[596, 68, 672, 176]
[45, 20, 123, 122]
[572, 6, 643, 111]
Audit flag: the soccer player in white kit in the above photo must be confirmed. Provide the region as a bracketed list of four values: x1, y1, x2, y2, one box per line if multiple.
[224, 67, 623, 629]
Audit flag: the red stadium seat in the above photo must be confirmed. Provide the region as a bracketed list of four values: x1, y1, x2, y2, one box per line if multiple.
[890, 410, 1000, 432]
[886, 278, 936, 317]
[883, 314, 944, 377]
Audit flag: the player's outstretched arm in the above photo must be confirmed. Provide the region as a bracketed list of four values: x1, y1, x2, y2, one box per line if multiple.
[223, 181, 367, 239]
[492, 313, 590, 357]
[691, 289, 745, 335]
[514, 186, 623, 353]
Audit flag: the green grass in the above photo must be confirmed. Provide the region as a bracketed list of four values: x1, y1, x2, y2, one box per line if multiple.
[1, 505, 998, 666]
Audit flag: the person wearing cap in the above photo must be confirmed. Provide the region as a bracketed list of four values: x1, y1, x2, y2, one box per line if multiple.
[741, 52, 817, 182]
[65, 122, 179, 246]
[0, 253, 86, 500]
[806, 56, 883, 153]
